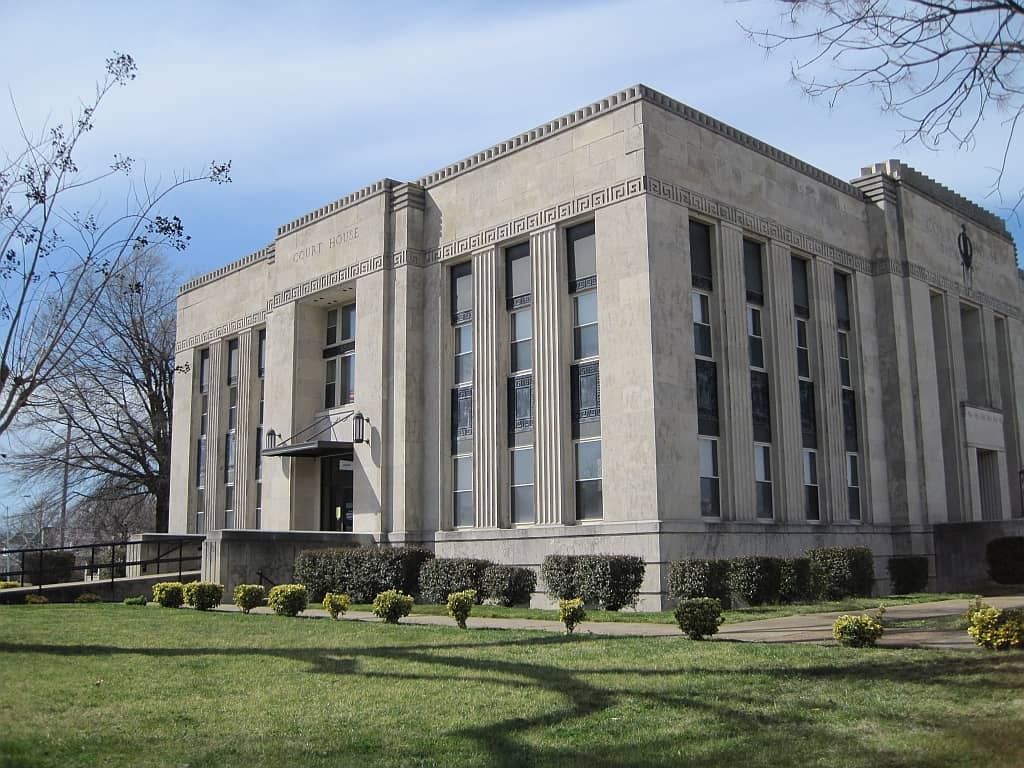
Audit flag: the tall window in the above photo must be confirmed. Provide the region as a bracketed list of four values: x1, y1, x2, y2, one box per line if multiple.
[324, 304, 356, 409]
[745, 238, 772, 518]
[195, 348, 209, 534]
[568, 222, 602, 521]
[451, 262, 474, 526]
[506, 243, 535, 523]
[692, 220, 720, 517]
[255, 329, 266, 529]
[754, 443, 772, 519]
[793, 257, 818, 520]
[224, 338, 239, 528]
[835, 271, 860, 520]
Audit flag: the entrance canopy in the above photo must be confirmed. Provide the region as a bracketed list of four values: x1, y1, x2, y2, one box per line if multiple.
[262, 440, 353, 458]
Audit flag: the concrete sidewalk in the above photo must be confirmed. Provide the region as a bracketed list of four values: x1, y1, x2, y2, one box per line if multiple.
[218, 594, 1024, 649]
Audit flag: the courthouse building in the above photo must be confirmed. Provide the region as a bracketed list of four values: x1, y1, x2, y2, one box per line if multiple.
[169, 85, 1024, 603]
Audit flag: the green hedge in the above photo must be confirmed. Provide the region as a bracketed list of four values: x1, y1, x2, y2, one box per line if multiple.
[539, 555, 645, 610]
[986, 537, 1024, 585]
[418, 558, 492, 604]
[293, 546, 434, 602]
[480, 565, 536, 606]
[669, 559, 732, 609]
[727, 556, 781, 606]
[22, 551, 76, 585]
[887, 556, 929, 594]
[778, 557, 812, 603]
[807, 547, 874, 600]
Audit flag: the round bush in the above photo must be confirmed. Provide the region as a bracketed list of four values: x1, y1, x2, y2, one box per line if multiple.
[559, 598, 587, 635]
[833, 613, 885, 647]
[674, 597, 723, 640]
[372, 589, 414, 624]
[74, 592, 102, 604]
[183, 581, 224, 611]
[24, 593, 49, 605]
[481, 565, 536, 606]
[966, 601, 1024, 650]
[323, 591, 351, 619]
[268, 584, 308, 617]
[152, 582, 185, 609]
[233, 584, 265, 614]
[123, 595, 147, 606]
[447, 589, 476, 629]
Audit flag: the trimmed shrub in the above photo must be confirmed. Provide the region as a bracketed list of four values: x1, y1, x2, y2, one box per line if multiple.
[559, 598, 587, 635]
[887, 556, 929, 594]
[674, 597, 723, 640]
[268, 584, 308, 617]
[966, 599, 1024, 650]
[669, 559, 732, 609]
[447, 589, 476, 629]
[152, 582, 185, 608]
[728, 556, 781, 606]
[777, 557, 812, 604]
[372, 589, 414, 624]
[539, 554, 645, 610]
[233, 584, 265, 614]
[323, 592, 351, 619]
[807, 547, 874, 600]
[74, 592, 102, 604]
[293, 545, 434, 602]
[123, 595, 147, 606]
[986, 537, 1024, 584]
[481, 565, 536, 607]
[23, 551, 75, 585]
[833, 611, 885, 648]
[418, 558, 492, 604]
[0, 581, 19, 590]
[183, 581, 224, 611]
[24, 593, 49, 604]
[540, 555, 577, 600]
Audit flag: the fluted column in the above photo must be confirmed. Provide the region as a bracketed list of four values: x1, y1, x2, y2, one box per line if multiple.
[766, 242, 801, 522]
[472, 246, 501, 528]
[204, 342, 223, 529]
[718, 224, 755, 520]
[234, 329, 254, 528]
[814, 259, 844, 523]
[531, 226, 570, 525]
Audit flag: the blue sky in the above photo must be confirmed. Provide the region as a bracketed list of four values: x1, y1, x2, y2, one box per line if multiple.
[3, 0, 1022, 285]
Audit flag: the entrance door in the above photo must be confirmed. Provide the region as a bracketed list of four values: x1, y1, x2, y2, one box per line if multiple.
[321, 455, 354, 532]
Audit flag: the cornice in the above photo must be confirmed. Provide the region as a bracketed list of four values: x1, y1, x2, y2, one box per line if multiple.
[276, 178, 395, 238]
[178, 243, 275, 295]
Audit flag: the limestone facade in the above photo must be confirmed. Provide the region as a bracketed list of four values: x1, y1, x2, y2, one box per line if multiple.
[169, 85, 1024, 605]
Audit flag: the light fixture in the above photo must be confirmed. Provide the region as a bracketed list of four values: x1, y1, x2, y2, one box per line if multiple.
[266, 429, 277, 449]
[352, 412, 368, 444]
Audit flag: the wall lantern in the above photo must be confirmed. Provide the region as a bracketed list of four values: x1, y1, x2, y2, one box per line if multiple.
[266, 429, 277, 450]
[352, 412, 368, 444]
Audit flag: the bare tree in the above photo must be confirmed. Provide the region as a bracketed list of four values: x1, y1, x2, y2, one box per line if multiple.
[10, 248, 181, 533]
[66, 479, 154, 544]
[744, 1, 1024, 208]
[0, 51, 229, 438]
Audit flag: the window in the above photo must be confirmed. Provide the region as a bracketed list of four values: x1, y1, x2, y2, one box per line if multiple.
[510, 310, 532, 373]
[834, 271, 851, 331]
[510, 447, 535, 524]
[506, 243, 531, 308]
[743, 239, 764, 304]
[224, 340, 239, 528]
[257, 328, 266, 378]
[255, 329, 266, 529]
[847, 453, 861, 521]
[575, 439, 603, 520]
[508, 375, 533, 434]
[567, 222, 596, 291]
[451, 262, 474, 457]
[699, 437, 720, 517]
[693, 293, 712, 359]
[747, 306, 764, 369]
[838, 330, 851, 387]
[690, 221, 713, 291]
[451, 262, 473, 322]
[842, 389, 859, 452]
[799, 379, 817, 449]
[754, 443, 773, 519]
[751, 370, 771, 443]
[324, 304, 356, 409]
[696, 359, 720, 436]
[795, 318, 810, 379]
[453, 455, 473, 527]
[454, 325, 474, 384]
[195, 348, 209, 534]
[803, 449, 820, 521]
[226, 338, 239, 386]
[792, 257, 810, 318]
[571, 362, 601, 423]
[573, 292, 599, 360]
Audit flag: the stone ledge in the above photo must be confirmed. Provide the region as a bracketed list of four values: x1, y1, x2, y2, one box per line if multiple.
[178, 243, 275, 295]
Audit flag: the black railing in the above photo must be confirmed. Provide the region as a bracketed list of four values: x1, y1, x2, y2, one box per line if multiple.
[0, 537, 202, 592]
[255, 569, 277, 590]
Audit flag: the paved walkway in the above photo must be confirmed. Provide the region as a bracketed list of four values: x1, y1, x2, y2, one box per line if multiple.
[219, 594, 1024, 649]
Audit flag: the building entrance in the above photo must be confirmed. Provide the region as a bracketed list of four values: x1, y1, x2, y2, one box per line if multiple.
[321, 454, 354, 532]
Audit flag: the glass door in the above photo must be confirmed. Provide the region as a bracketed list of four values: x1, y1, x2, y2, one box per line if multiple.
[320, 454, 354, 531]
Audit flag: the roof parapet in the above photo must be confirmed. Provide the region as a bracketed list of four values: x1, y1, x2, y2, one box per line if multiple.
[179, 243, 275, 295]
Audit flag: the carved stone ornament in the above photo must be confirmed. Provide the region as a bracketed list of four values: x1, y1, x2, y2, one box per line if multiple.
[958, 224, 974, 286]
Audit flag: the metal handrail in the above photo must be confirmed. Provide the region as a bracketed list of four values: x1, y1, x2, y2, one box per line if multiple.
[0, 537, 202, 591]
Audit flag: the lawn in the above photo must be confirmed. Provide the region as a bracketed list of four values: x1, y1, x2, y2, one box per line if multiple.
[2, 605, 1023, 768]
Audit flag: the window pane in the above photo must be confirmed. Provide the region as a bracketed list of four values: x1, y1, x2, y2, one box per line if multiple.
[848, 486, 861, 521]
[840, 358, 851, 388]
[576, 479, 603, 520]
[511, 341, 532, 373]
[699, 438, 718, 477]
[512, 447, 534, 485]
[515, 381, 533, 426]
[324, 360, 336, 409]
[700, 477, 720, 517]
[756, 482, 773, 519]
[805, 486, 820, 520]
[803, 451, 817, 485]
[568, 222, 597, 283]
[575, 292, 598, 326]
[696, 360, 719, 436]
[847, 454, 860, 487]
[692, 293, 709, 324]
[792, 257, 810, 314]
[326, 309, 338, 346]
[694, 324, 712, 358]
[796, 319, 808, 348]
[257, 330, 266, 376]
[754, 445, 771, 482]
[455, 352, 473, 384]
[744, 239, 764, 300]
[341, 304, 356, 341]
[227, 339, 239, 384]
[574, 325, 599, 360]
[339, 355, 355, 404]
[689, 221, 712, 288]
[454, 491, 474, 527]
[749, 336, 764, 369]
[511, 487, 535, 524]
[455, 325, 473, 353]
[511, 310, 532, 342]
[747, 306, 761, 336]
[452, 263, 473, 315]
[454, 456, 473, 491]
[507, 244, 531, 298]
[576, 440, 602, 481]
[199, 349, 210, 392]
[834, 271, 851, 330]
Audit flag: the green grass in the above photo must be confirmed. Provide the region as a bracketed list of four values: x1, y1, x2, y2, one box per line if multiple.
[2, 605, 1023, 768]
[347, 592, 977, 626]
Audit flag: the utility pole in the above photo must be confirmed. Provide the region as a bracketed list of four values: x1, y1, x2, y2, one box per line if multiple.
[59, 405, 72, 548]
